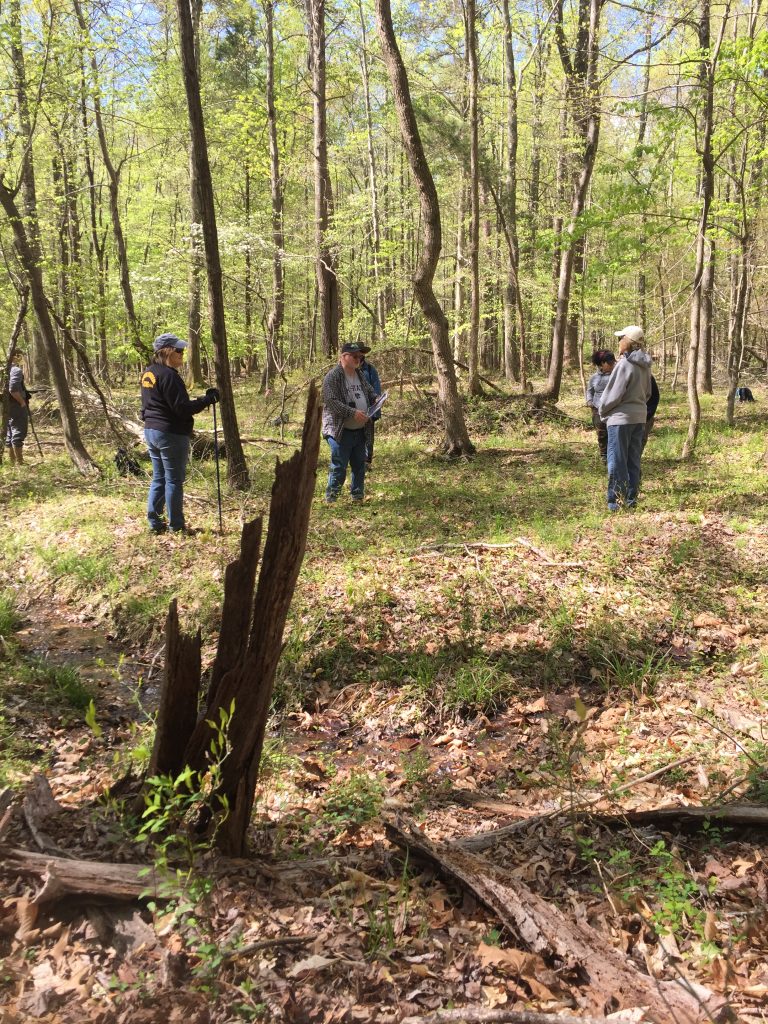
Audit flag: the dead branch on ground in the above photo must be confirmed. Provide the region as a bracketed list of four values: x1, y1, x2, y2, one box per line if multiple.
[454, 757, 694, 852]
[386, 818, 724, 1024]
[0, 845, 169, 902]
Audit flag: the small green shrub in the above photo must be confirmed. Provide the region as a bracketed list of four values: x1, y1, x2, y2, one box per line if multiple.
[323, 773, 384, 828]
[0, 591, 21, 641]
[600, 649, 669, 698]
[24, 658, 94, 710]
[400, 746, 430, 787]
[442, 659, 506, 715]
[743, 742, 768, 801]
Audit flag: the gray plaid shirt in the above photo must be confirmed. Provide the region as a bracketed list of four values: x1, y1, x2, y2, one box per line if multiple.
[321, 363, 376, 441]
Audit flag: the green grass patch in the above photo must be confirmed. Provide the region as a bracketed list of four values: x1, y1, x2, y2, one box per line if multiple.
[22, 657, 95, 711]
[0, 591, 22, 641]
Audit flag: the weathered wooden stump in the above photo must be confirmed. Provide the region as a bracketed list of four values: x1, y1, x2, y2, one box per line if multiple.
[146, 384, 321, 855]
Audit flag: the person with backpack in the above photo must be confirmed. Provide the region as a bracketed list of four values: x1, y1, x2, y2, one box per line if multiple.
[644, 374, 660, 448]
[5, 350, 29, 466]
[359, 353, 382, 467]
[598, 325, 653, 511]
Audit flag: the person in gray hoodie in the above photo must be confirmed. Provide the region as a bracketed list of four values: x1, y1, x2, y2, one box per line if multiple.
[585, 349, 616, 461]
[598, 325, 652, 511]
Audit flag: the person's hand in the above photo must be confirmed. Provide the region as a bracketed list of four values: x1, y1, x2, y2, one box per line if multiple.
[205, 387, 220, 405]
[353, 409, 369, 425]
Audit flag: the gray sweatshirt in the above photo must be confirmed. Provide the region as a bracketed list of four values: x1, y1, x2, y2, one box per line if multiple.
[598, 350, 652, 426]
[586, 369, 612, 407]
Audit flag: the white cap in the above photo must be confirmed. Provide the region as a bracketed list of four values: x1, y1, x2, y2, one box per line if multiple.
[614, 325, 644, 343]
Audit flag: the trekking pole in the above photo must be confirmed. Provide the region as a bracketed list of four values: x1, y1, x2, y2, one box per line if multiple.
[212, 399, 223, 534]
[27, 406, 44, 460]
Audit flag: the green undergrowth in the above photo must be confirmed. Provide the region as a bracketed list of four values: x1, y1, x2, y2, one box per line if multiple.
[1, 376, 767, 772]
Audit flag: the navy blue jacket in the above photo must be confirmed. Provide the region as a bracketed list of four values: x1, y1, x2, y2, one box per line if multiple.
[647, 376, 660, 419]
[360, 359, 382, 421]
[140, 363, 209, 435]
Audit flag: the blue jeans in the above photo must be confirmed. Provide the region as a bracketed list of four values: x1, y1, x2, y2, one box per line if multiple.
[606, 423, 644, 510]
[325, 429, 366, 500]
[145, 428, 190, 530]
[5, 406, 29, 447]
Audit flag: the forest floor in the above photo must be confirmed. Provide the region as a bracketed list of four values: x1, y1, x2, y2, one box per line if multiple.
[1, 375, 768, 1024]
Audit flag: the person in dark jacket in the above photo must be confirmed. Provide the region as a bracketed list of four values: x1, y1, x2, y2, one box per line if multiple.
[140, 333, 219, 534]
[5, 350, 29, 465]
[643, 375, 660, 449]
[359, 354, 382, 466]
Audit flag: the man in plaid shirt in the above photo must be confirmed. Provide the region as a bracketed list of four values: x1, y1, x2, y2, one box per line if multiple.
[321, 343, 377, 503]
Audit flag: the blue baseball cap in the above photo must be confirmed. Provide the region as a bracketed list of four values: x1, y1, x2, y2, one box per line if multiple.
[153, 333, 188, 352]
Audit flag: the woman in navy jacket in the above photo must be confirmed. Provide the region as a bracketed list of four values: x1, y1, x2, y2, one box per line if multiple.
[140, 333, 218, 534]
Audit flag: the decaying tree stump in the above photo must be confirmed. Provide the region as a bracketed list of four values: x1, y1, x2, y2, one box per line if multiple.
[147, 598, 201, 778]
[146, 385, 321, 855]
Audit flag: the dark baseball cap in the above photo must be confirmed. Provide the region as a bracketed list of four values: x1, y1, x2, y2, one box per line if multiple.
[153, 333, 188, 352]
[341, 342, 371, 355]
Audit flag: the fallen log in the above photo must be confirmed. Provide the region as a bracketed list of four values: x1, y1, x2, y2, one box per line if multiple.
[454, 757, 695, 852]
[385, 818, 728, 1024]
[0, 845, 170, 903]
[590, 803, 768, 831]
[402, 1010, 639, 1024]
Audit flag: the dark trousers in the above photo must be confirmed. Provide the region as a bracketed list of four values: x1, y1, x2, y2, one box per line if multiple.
[591, 408, 607, 458]
[642, 415, 655, 450]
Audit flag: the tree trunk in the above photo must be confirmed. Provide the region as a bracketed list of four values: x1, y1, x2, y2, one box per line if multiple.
[2, 0, 97, 476]
[375, 0, 475, 456]
[185, 0, 206, 388]
[52, 133, 87, 377]
[500, 0, 523, 385]
[725, 2, 760, 426]
[526, 39, 549, 261]
[683, 0, 728, 458]
[565, 236, 584, 370]
[306, 0, 340, 358]
[636, 21, 652, 330]
[544, 0, 603, 402]
[466, 0, 482, 397]
[358, 0, 386, 342]
[263, 0, 285, 389]
[0, 286, 29, 468]
[176, 0, 250, 489]
[453, 180, 466, 364]
[697, 240, 715, 394]
[148, 599, 202, 778]
[78, 52, 109, 379]
[73, 0, 147, 363]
